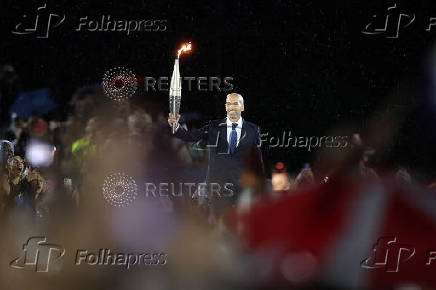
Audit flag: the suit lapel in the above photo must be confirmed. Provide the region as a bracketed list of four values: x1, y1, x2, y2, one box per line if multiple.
[217, 119, 228, 153]
[235, 119, 247, 152]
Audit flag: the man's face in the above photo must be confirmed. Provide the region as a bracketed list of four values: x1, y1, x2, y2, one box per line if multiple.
[31, 176, 44, 195]
[225, 94, 244, 121]
[10, 156, 24, 175]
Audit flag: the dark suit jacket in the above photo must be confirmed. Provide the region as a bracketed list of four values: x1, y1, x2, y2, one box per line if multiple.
[174, 118, 264, 200]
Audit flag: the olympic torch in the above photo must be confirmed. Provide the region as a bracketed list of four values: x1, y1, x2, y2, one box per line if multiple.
[169, 42, 192, 134]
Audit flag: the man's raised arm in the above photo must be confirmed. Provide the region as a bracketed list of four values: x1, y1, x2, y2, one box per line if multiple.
[168, 113, 209, 142]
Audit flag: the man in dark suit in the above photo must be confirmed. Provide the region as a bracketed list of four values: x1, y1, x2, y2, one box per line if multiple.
[168, 93, 264, 212]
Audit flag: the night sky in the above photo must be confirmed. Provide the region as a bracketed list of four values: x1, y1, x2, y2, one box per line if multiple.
[2, 0, 436, 177]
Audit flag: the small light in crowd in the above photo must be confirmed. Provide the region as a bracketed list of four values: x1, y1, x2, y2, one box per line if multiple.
[275, 161, 285, 170]
[25, 140, 55, 167]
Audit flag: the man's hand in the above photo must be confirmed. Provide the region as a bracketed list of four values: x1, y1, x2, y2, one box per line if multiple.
[168, 113, 180, 128]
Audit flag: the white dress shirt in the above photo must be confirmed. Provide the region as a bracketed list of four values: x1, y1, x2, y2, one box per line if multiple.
[226, 117, 243, 147]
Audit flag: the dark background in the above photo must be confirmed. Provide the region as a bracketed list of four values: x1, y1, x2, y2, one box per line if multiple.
[1, 0, 436, 178]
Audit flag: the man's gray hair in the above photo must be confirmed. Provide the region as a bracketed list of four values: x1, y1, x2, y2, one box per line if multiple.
[227, 93, 244, 106]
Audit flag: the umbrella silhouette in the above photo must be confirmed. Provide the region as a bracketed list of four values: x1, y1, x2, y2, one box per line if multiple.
[9, 88, 57, 120]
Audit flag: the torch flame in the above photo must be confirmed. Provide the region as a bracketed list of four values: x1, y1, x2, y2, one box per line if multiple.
[177, 42, 192, 58]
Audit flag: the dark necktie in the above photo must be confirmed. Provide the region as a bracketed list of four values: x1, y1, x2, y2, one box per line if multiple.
[230, 123, 238, 154]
